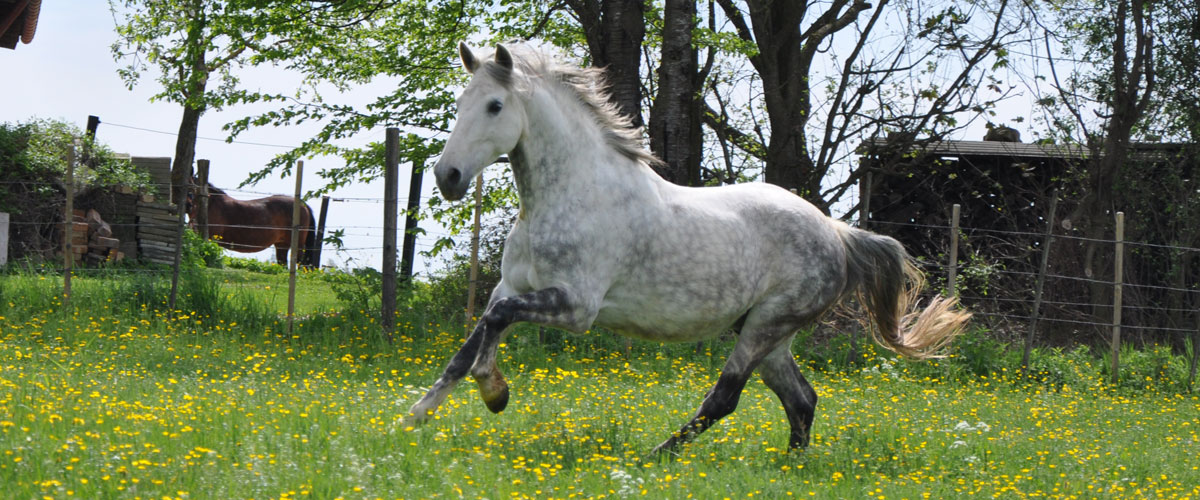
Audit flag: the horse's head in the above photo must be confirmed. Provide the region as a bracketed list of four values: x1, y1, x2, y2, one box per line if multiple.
[183, 177, 197, 216]
[434, 43, 527, 201]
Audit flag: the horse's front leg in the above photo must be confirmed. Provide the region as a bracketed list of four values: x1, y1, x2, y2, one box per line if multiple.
[406, 286, 587, 424]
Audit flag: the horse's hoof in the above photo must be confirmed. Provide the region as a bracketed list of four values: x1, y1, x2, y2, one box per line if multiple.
[475, 372, 509, 413]
[650, 439, 682, 459]
[402, 412, 431, 429]
[403, 400, 441, 428]
[482, 382, 509, 413]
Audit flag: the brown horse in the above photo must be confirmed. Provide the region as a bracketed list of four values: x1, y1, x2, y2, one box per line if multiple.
[187, 181, 318, 266]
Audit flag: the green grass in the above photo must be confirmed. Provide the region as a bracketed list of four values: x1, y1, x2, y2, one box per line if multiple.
[0, 270, 1197, 499]
[205, 266, 340, 316]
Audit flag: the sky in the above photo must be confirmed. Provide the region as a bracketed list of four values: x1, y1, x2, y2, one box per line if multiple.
[1, 2, 451, 276]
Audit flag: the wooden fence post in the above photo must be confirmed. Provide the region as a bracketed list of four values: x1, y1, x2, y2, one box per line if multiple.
[382, 128, 400, 342]
[401, 154, 424, 283]
[860, 170, 872, 230]
[63, 142, 75, 307]
[948, 204, 961, 297]
[287, 160, 304, 337]
[1111, 211, 1124, 384]
[195, 159, 210, 239]
[1022, 190, 1058, 371]
[86, 115, 100, 141]
[313, 195, 330, 267]
[465, 172, 484, 338]
[1189, 307, 1199, 391]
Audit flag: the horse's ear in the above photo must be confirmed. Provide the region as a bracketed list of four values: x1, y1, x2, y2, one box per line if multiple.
[459, 42, 478, 74]
[495, 44, 513, 71]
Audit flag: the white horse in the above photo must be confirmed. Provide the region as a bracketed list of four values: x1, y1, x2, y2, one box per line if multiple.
[407, 43, 970, 454]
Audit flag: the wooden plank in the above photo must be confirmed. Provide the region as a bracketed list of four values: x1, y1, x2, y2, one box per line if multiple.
[137, 220, 179, 230]
[138, 233, 179, 244]
[135, 217, 176, 226]
[138, 222, 180, 233]
[138, 237, 177, 247]
[137, 221, 180, 233]
[135, 210, 177, 220]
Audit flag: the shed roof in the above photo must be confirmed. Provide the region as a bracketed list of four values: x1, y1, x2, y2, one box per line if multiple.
[1, 0, 42, 50]
[861, 138, 1189, 162]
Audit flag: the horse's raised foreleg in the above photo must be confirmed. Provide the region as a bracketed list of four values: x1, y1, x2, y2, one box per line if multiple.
[758, 343, 818, 449]
[405, 286, 587, 425]
[652, 321, 798, 455]
[403, 324, 486, 426]
[470, 287, 584, 413]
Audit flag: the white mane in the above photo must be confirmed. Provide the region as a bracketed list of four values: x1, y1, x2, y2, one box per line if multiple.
[480, 45, 661, 167]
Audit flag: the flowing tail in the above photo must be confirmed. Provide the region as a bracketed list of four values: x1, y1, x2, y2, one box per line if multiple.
[837, 224, 971, 359]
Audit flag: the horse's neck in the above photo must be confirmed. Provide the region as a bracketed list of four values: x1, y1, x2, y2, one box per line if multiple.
[511, 88, 663, 218]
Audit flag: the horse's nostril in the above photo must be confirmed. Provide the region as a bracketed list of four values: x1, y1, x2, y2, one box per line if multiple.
[447, 167, 462, 186]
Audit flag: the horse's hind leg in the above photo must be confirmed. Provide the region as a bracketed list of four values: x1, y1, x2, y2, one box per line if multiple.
[758, 343, 818, 449]
[652, 320, 798, 455]
[275, 244, 288, 265]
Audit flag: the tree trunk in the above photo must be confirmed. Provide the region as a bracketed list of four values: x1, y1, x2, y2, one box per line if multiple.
[747, 0, 812, 197]
[648, 0, 701, 186]
[569, 0, 645, 128]
[718, 0, 871, 211]
[171, 5, 208, 209]
[171, 104, 203, 207]
[1072, 0, 1154, 319]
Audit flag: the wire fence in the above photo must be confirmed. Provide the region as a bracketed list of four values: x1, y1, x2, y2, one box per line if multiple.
[2, 179, 455, 276]
[8, 168, 1198, 352]
[865, 214, 1200, 349]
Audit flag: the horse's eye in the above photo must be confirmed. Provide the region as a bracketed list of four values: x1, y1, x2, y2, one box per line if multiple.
[487, 100, 503, 115]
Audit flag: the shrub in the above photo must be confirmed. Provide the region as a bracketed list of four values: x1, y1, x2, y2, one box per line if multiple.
[321, 265, 383, 315]
[224, 255, 285, 274]
[182, 229, 224, 269]
[1104, 344, 1189, 392]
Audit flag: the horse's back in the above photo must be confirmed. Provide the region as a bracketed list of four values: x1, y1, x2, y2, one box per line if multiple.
[593, 182, 848, 341]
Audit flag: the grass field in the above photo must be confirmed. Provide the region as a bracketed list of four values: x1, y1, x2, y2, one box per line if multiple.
[1, 269, 1198, 499]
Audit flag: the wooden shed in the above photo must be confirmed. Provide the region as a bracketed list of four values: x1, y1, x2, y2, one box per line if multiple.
[1, 0, 42, 50]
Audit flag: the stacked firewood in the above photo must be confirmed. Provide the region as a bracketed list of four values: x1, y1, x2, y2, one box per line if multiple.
[66, 208, 125, 265]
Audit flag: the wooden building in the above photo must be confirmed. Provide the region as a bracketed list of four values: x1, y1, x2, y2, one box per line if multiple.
[1, 0, 42, 50]
[858, 135, 1198, 343]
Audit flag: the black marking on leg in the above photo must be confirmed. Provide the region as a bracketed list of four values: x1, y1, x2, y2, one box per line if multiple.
[468, 287, 575, 415]
[655, 372, 749, 454]
[760, 351, 818, 450]
[484, 287, 573, 327]
[442, 322, 486, 381]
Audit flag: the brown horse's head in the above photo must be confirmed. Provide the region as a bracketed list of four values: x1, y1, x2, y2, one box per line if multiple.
[185, 176, 204, 229]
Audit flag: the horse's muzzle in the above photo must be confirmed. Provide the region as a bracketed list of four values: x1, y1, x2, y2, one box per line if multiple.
[435, 164, 470, 201]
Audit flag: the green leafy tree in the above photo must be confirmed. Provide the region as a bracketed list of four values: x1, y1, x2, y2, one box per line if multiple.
[109, 0, 408, 203]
